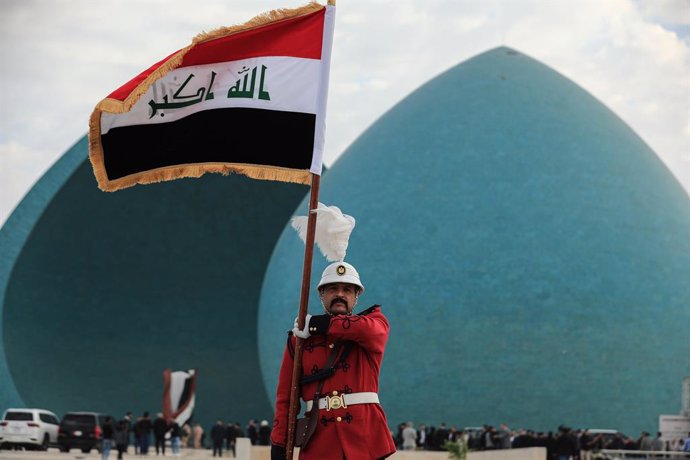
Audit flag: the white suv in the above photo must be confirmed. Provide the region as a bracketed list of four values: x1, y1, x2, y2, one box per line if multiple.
[0, 408, 60, 450]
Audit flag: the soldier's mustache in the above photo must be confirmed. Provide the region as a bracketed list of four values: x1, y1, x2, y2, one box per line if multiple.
[330, 297, 348, 308]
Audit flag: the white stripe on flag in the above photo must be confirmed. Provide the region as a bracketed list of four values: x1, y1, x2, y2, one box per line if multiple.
[101, 56, 322, 135]
[169, 371, 189, 411]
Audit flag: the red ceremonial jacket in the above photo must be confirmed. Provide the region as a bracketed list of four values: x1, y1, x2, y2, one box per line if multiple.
[271, 305, 396, 459]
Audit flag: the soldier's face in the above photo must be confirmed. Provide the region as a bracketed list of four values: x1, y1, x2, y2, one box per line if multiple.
[319, 282, 358, 315]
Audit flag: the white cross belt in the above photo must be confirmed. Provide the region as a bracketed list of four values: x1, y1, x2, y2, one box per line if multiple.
[304, 392, 379, 412]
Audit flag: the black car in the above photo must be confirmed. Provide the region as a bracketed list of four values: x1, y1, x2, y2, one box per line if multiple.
[58, 412, 111, 453]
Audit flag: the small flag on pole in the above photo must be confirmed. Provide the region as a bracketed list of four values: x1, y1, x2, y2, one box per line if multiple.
[89, 2, 335, 192]
[162, 369, 196, 426]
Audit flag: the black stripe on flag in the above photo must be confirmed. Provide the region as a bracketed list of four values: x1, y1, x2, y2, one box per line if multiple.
[101, 108, 316, 180]
[178, 376, 193, 411]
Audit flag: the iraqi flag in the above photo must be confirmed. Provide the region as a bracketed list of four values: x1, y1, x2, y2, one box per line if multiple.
[89, 2, 335, 192]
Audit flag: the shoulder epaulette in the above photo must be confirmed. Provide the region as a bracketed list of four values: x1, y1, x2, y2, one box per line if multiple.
[287, 331, 295, 358]
[358, 304, 380, 316]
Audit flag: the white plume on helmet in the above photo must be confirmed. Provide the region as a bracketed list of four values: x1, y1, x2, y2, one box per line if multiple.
[291, 202, 355, 262]
[291, 202, 363, 292]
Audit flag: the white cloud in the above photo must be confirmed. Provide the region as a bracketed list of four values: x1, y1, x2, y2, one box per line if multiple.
[511, 0, 690, 191]
[635, 0, 690, 26]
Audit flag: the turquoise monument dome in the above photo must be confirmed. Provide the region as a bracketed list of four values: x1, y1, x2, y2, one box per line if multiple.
[259, 47, 690, 435]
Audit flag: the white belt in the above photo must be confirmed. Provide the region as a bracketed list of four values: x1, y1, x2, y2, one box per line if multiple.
[304, 392, 379, 412]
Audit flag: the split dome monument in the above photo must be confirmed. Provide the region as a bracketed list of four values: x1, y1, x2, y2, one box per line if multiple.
[2, 48, 689, 435]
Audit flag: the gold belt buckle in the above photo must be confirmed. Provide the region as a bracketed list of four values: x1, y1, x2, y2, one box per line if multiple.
[326, 394, 347, 411]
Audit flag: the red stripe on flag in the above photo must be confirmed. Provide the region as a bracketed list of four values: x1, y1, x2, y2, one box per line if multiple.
[107, 8, 324, 102]
[182, 8, 325, 66]
[107, 51, 180, 102]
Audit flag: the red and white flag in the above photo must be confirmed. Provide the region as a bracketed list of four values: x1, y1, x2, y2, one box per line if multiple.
[89, 2, 335, 191]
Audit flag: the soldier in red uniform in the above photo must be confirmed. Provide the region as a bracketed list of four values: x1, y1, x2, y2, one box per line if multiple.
[271, 261, 396, 460]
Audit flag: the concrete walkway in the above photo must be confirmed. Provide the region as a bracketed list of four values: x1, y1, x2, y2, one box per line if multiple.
[0, 445, 546, 460]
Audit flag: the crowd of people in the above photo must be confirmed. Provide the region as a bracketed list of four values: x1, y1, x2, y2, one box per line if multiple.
[99, 412, 273, 460]
[393, 422, 690, 458]
[95, 411, 690, 460]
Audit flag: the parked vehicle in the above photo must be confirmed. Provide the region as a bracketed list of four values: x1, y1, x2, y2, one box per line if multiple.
[0, 408, 60, 450]
[57, 412, 111, 453]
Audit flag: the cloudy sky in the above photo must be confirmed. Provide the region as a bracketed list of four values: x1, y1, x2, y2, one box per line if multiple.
[1, 0, 688, 226]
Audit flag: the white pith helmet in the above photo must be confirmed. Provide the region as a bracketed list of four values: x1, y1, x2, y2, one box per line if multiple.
[317, 261, 364, 294]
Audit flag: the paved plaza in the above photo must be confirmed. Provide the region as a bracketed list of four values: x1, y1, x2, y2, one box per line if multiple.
[0, 446, 448, 460]
[0, 446, 549, 460]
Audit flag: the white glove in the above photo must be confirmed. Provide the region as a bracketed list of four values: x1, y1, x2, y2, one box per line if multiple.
[292, 314, 312, 339]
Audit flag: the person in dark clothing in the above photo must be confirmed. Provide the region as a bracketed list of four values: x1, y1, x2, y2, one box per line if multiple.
[211, 420, 226, 457]
[434, 423, 449, 451]
[169, 422, 181, 455]
[544, 431, 556, 460]
[233, 422, 245, 439]
[226, 422, 237, 458]
[258, 420, 271, 446]
[554, 426, 577, 460]
[137, 413, 153, 455]
[589, 433, 605, 453]
[608, 434, 626, 450]
[153, 413, 169, 455]
[114, 420, 129, 460]
[394, 423, 405, 449]
[623, 436, 638, 450]
[572, 429, 582, 458]
[426, 426, 436, 450]
[132, 418, 141, 455]
[246, 419, 258, 445]
[579, 429, 592, 460]
[482, 425, 497, 450]
[120, 413, 133, 454]
[102, 417, 114, 460]
[512, 429, 528, 448]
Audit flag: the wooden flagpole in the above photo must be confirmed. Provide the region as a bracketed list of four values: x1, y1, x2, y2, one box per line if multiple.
[286, 4, 334, 457]
[286, 173, 320, 460]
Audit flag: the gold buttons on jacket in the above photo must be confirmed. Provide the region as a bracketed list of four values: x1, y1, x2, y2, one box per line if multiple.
[328, 343, 334, 349]
[336, 416, 342, 422]
[332, 390, 338, 396]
